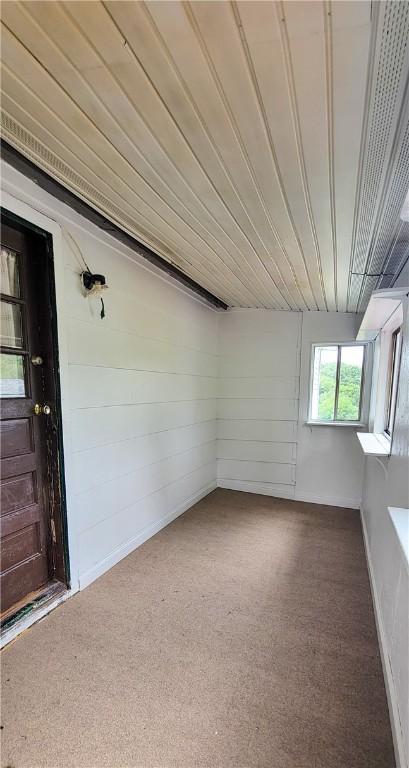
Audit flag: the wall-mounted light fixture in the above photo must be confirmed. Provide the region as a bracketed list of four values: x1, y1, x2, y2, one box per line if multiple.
[81, 271, 108, 319]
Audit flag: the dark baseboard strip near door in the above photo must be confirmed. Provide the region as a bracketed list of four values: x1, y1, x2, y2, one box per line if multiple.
[0, 139, 228, 311]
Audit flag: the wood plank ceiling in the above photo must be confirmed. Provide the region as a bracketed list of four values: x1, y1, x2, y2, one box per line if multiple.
[1, 1, 408, 311]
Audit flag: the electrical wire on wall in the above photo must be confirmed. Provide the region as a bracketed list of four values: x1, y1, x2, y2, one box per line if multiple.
[62, 228, 108, 319]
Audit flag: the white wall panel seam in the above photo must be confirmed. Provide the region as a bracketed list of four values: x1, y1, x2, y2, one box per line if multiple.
[68, 362, 218, 378]
[74, 438, 217, 496]
[72, 418, 217, 455]
[216, 457, 296, 466]
[66, 315, 220, 359]
[70, 400, 217, 411]
[78, 458, 216, 537]
[217, 420, 298, 426]
[217, 457, 297, 467]
[216, 437, 297, 445]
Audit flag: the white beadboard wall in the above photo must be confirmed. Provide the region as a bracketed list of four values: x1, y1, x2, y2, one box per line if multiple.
[67, 239, 219, 590]
[217, 310, 301, 499]
[361, 266, 409, 768]
[2, 161, 219, 592]
[296, 311, 365, 509]
[217, 309, 365, 509]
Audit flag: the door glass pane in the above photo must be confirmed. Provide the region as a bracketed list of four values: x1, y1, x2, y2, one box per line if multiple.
[0, 301, 23, 348]
[1, 247, 20, 297]
[311, 346, 338, 420]
[336, 346, 364, 421]
[0, 353, 26, 397]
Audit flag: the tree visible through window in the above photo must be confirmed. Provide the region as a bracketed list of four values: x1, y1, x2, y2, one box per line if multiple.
[310, 344, 365, 423]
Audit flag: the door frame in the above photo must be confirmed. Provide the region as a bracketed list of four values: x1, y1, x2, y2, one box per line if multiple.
[1, 192, 78, 641]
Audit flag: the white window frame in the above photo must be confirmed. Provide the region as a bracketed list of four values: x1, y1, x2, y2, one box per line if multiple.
[355, 287, 407, 457]
[368, 304, 404, 448]
[307, 341, 371, 427]
[384, 325, 402, 439]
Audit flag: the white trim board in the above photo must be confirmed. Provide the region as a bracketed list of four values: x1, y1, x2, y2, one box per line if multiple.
[357, 432, 391, 457]
[294, 490, 361, 510]
[217, 479, 295, 499]
[79, 482, 217, 589]
[361, 509, 406, 768]
[217, 480, 361, 509]
[357, 288, 408, 341]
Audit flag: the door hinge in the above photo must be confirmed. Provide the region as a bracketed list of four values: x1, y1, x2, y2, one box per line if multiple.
[50, 518, 57, 544]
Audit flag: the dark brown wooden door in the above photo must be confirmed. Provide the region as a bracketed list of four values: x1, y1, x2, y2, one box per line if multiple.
[0, 220, 64, 618]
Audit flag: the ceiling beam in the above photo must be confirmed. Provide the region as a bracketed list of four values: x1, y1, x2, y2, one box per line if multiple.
[0, 140, 228, 310]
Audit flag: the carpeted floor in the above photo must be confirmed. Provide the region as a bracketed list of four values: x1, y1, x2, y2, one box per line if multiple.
[1, 489, 394, 768]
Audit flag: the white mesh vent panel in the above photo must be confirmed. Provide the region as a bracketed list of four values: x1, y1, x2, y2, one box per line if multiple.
[349, 1, 409, 310]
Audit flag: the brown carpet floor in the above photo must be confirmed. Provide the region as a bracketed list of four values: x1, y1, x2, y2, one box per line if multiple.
[1, 489, 394, 768]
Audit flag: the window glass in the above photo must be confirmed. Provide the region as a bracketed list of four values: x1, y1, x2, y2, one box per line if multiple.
[0, 301, 23, 348]
[311, 346, 338, 421]
[1, 247, 20, 297]
[337, 345, 364, 422]
[0, 353, 26, 397]
[310, 344, 365, 423]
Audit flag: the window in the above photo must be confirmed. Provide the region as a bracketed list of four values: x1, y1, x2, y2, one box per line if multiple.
[384, 327, 402, 437]
[0, 247, 27, 398]
[309, 343, 366, 424]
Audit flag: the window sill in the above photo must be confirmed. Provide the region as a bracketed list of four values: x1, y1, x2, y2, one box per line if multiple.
[306, 421, 367, 428]
[356, 432, 390, 456]
[388, 507, 409, 569]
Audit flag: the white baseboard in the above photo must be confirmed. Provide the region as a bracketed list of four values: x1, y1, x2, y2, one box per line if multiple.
[360, 508, 405, 768]
[294, 490, 361, 510]
[217, 479, 295, 500]
[217, 480, 360, 510]
[79, 481, 217, 590]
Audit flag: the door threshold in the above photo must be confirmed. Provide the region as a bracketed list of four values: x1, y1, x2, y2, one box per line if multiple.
[1, 581, 70, 649]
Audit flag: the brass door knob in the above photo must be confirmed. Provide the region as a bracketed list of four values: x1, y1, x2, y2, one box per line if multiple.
[33, 403, 51, 416]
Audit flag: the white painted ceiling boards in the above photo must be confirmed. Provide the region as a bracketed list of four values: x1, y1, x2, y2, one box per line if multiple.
[1, 1, 408, 310]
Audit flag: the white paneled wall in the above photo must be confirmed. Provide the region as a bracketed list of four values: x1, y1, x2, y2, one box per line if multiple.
[217, 308, 366, 509]
[2, 161, 219, 592]
[361, 269, 409, 768]
[65, 234, 219, 588]
[217, 310, 301, 498]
